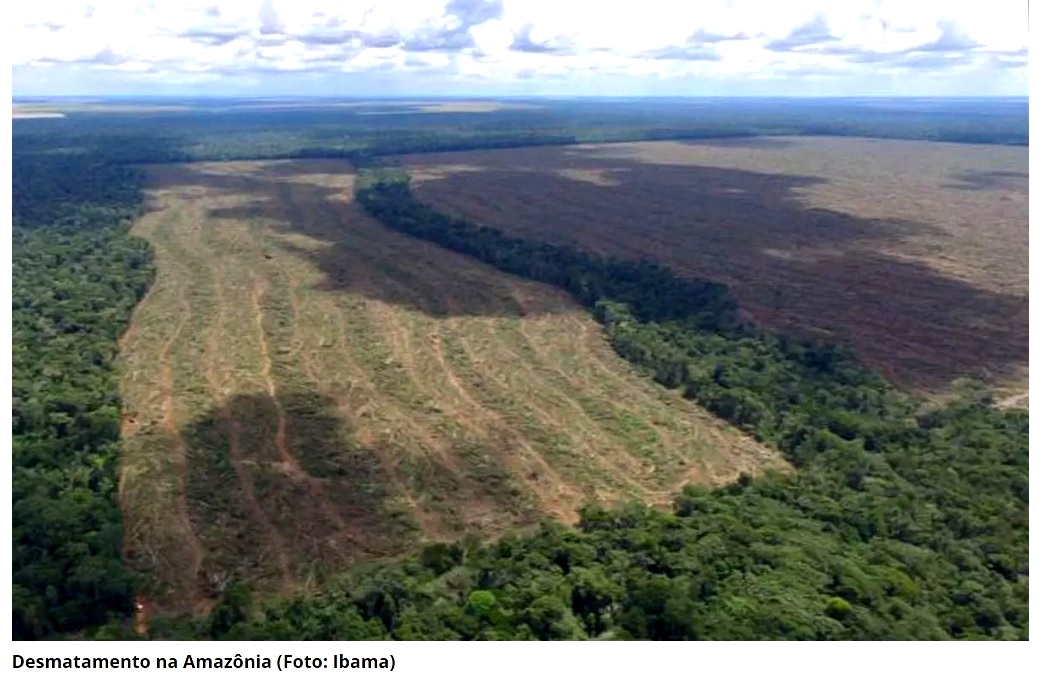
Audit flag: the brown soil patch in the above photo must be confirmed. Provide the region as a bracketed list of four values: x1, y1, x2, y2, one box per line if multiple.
[401, 137, 1028, 395]
[997, 391, 1029, 410]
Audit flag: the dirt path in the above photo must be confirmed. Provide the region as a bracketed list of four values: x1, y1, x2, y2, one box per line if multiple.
[227, 414, 294, 591]
[118, 222, 159, 635]
[200, 224, 295, 593]
[251, 278, 298, 476]
[155, 260, 206, 600]
[133, 597, 150, 636]
[317, 298, 475, 532]
[203, 256, 230, 397]
[429, 329, 581, 522]
[268, 257, 350, 533]
[116, 197, 211, 620]
[468, 316, 652, 495]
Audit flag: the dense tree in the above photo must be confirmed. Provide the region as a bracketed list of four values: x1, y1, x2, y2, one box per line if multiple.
[12, 154, 154, 639]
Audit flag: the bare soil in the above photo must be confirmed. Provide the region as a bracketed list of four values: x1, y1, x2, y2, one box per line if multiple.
[401, 137, 1028, 397]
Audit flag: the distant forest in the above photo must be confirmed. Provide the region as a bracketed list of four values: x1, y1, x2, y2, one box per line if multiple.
[11, 100, 1028, 640]
[13, 97, 1028, 167]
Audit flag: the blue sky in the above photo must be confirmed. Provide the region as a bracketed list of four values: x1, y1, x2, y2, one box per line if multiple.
[11, 1, 1029, 97]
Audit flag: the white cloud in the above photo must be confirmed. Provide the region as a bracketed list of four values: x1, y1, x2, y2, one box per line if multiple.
[10, 0, 1029, 95]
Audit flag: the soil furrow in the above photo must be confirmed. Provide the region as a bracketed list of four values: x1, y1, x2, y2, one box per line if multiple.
[266, 254, 351, 533]
[429, 328, 581, 521]
[196, 205, 295, 593]
[468, 316, 651, 493]
[119, 160, 785, 611]
[251, 276, 305, 478]
[153, 225, 206, 600]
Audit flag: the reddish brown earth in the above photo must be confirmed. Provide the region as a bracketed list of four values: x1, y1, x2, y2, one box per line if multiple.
[401, 137, 1028, 398]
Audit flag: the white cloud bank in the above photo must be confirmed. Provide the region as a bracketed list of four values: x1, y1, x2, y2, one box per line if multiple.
[10, 0, 1029, 96]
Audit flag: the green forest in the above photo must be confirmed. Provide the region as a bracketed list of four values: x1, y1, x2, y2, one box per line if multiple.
[12, 154, 154, 638]
[11, 97, 1027, 169]
[11, 109, 1028, 640]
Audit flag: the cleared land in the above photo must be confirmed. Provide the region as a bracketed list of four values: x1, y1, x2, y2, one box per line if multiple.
[12, 105, 66, 118]
[13, 103, 186, 115]
[402, 137, 1029, 398]
[117, 159, 783, 613]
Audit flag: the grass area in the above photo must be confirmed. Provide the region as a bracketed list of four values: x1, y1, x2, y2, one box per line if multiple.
[116, 159, 784, 615]
[401, 137, 1028, 399]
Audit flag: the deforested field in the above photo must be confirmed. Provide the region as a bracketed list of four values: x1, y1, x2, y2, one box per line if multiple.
[117, 159, 783, 613]
[401, 137, 1028, 398]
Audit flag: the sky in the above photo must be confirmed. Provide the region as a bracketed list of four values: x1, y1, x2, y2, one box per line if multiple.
[9, 0, 1030, 97]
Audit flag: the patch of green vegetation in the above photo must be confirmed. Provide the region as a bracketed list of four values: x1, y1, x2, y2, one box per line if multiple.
[12, 155, 154, 639]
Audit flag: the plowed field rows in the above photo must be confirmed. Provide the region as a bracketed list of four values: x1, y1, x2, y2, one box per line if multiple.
[117, 159, 783, 612]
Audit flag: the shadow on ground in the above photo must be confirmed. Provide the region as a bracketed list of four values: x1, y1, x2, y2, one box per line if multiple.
[139, 149, 1028, 392]
[177, 389, 415, 600]
[143, 161, 570, 318]
[943, 170, 1029, 191]
[397, 144, 1028, 393]
[172, 384, 546, 604]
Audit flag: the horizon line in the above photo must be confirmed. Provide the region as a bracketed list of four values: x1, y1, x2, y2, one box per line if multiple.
[12, 94, 1030, 101]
